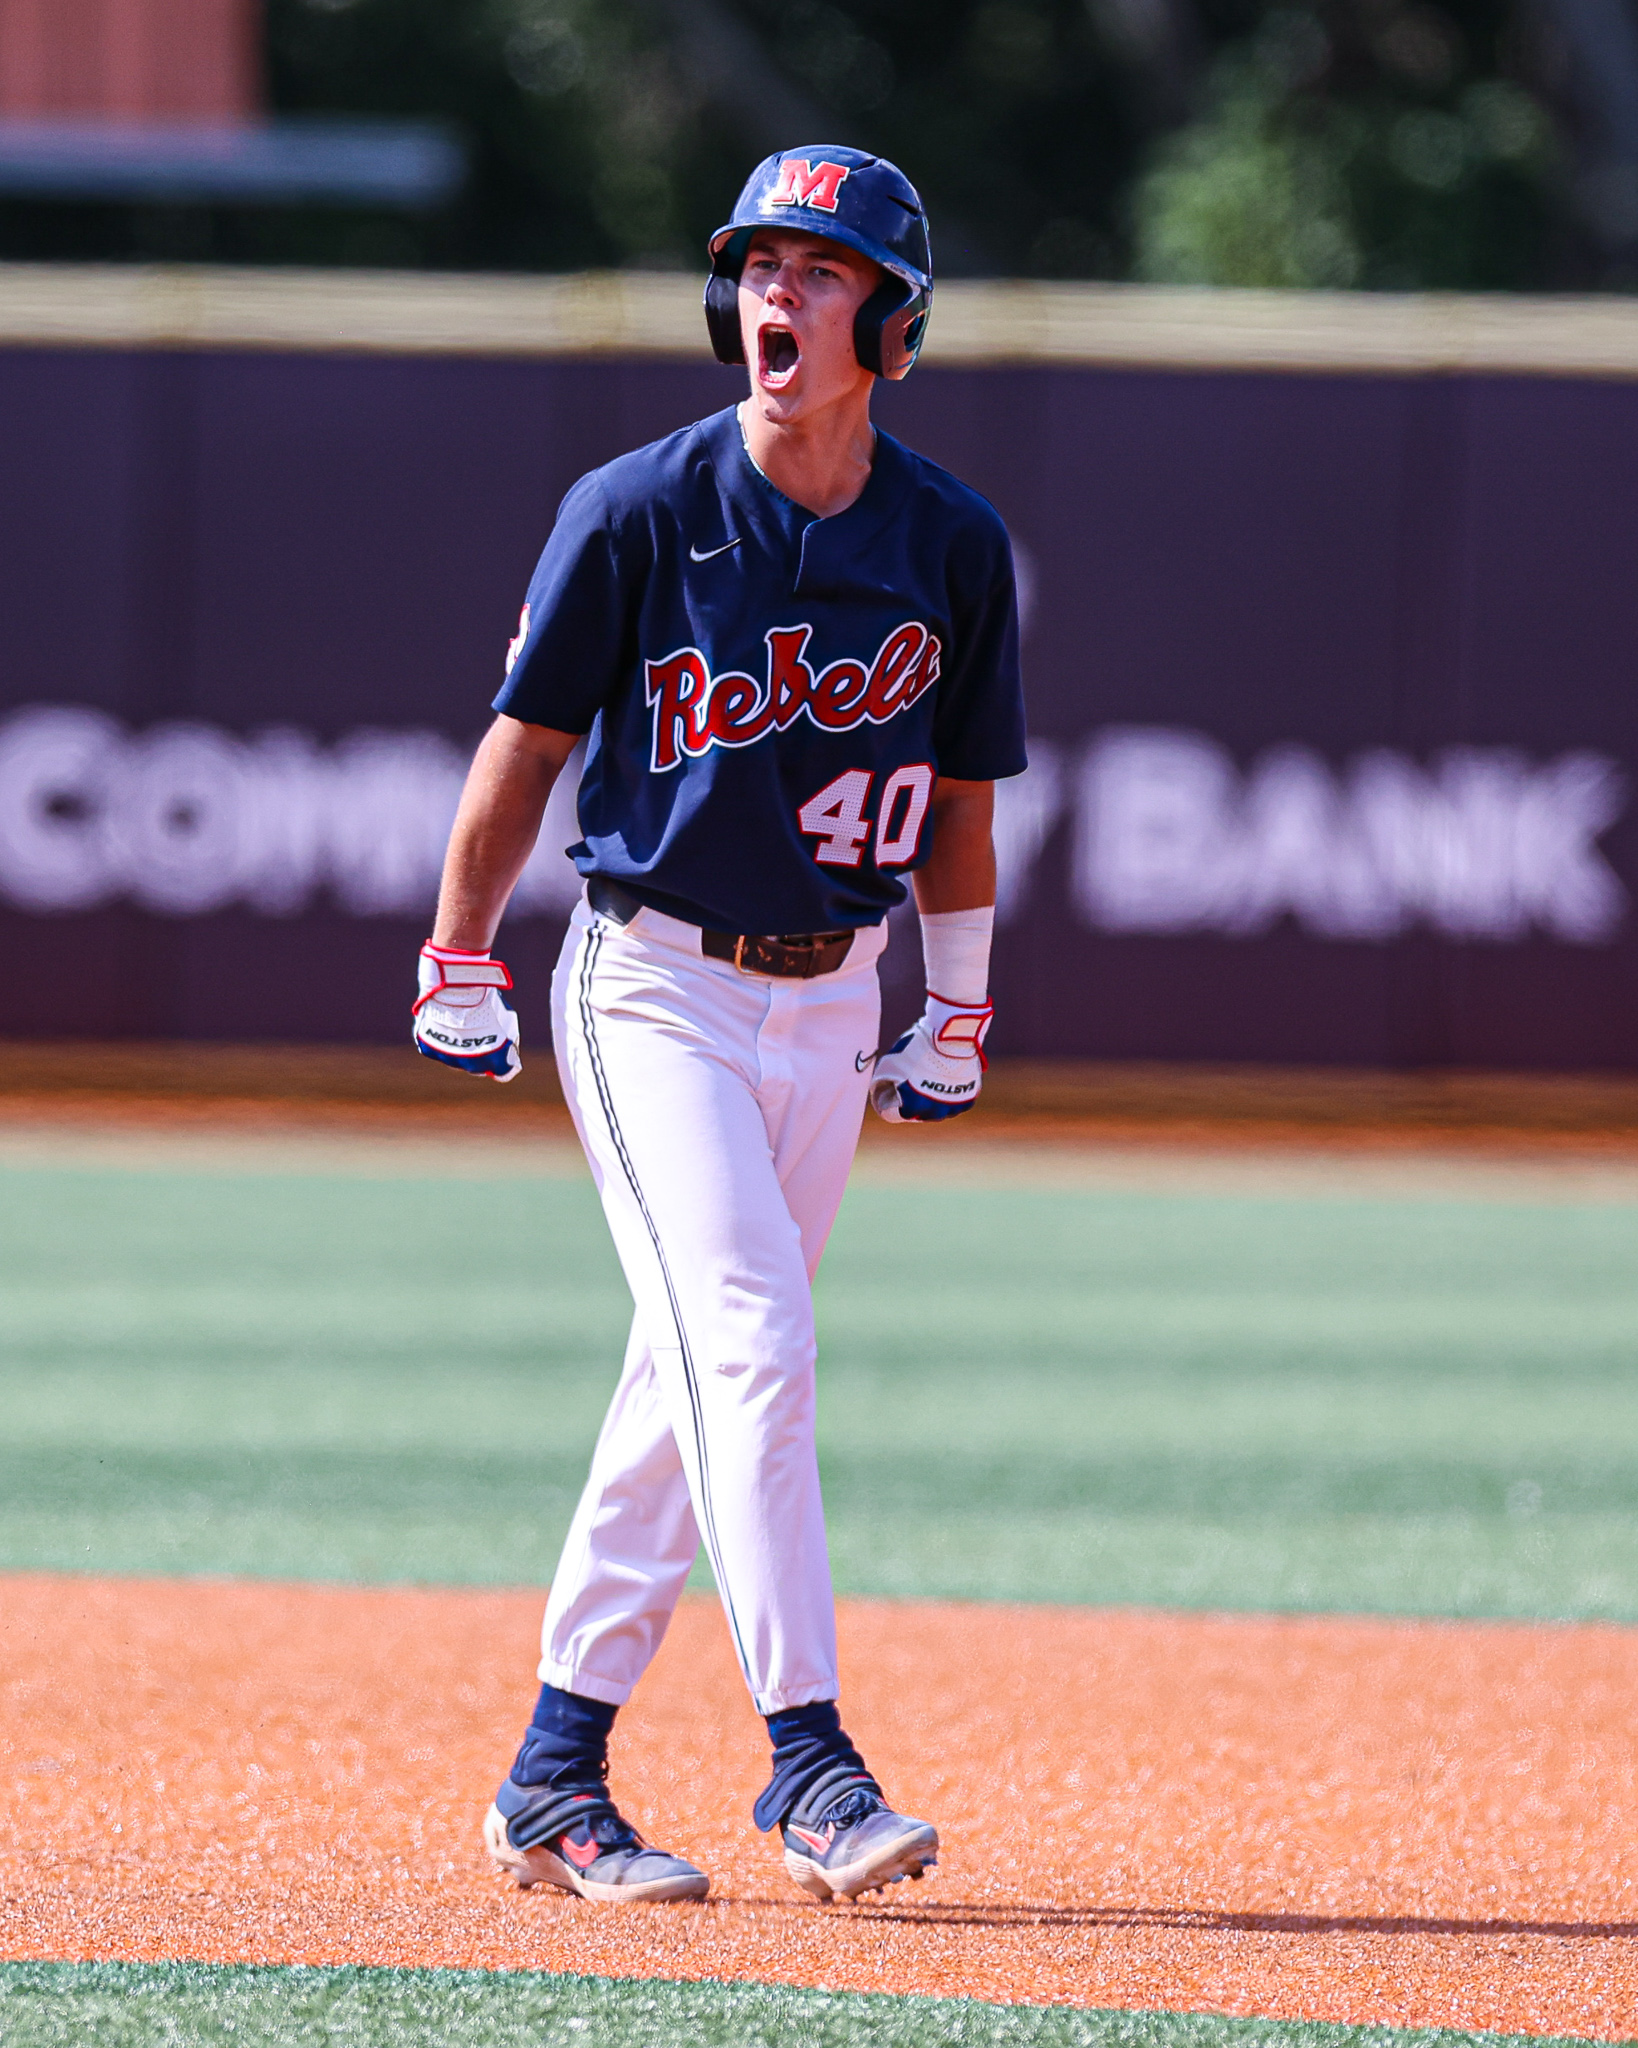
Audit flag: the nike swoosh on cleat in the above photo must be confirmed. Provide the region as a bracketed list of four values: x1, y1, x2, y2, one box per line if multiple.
[788, 1823, 835, 1853]
[689, 538, 741, 561]
[560, 1835, 601, 1870]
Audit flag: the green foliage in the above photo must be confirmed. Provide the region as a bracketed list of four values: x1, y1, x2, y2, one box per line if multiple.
[263, 0, 740, 270]
[0, 0, 1590, 286]
[726, 0, 1139, 276]
[260, 0, 1143, 275]
[1134, 60, 1361, 286]
[1134, 5, 1560, 289]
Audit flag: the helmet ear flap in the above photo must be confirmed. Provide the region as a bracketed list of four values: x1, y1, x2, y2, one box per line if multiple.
[704, 268, 746, 365]
[853, 275, 930, 381]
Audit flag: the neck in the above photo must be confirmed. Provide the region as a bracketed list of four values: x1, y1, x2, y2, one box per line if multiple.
[738, 387, 876, 520]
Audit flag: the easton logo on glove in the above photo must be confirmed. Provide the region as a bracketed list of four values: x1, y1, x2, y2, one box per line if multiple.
[413, 942, 523, 1082]
[868, 993, 992, 1124]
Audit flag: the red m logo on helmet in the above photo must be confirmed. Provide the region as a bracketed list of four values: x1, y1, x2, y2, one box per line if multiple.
[768, 158, 850, 213]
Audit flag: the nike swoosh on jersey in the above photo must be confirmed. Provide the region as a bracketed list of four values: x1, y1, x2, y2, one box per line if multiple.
[689, 537, 741, 561]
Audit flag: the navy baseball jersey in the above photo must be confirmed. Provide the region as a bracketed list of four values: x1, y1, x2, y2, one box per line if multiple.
[494, 404, 1026, 935]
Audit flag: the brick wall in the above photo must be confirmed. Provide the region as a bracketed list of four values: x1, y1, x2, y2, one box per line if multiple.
[0, 0, 259, 121]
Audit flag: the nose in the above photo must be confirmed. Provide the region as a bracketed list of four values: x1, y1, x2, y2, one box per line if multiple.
[767, 262, 801, 307]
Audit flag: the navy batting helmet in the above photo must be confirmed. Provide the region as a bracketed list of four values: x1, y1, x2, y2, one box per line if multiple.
[704, 146, 932, 381]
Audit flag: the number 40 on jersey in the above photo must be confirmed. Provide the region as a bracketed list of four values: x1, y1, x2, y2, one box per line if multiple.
[798, 764, 934, 868]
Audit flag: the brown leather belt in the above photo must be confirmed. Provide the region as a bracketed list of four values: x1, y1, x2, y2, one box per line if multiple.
[589, 875, 855, 979]
[699, 927, 855, 978]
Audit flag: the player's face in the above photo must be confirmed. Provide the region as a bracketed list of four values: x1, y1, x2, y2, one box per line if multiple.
[738, 230, 881, 419]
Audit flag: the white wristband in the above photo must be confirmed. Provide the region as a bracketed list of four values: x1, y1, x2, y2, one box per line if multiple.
[919, 906, 993, 1008]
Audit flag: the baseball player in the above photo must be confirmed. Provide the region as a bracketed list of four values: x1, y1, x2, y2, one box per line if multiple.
[415, 145, 1026, 1905]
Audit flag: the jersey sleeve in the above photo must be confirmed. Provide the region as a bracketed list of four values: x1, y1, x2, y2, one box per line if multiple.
[931, 521, 1028, 782]
[492, 474, 636, 733]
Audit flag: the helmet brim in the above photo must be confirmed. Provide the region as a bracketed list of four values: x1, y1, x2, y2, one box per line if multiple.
[708, 218, 930, 296]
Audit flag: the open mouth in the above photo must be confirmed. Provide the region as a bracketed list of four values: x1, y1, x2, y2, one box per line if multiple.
[758, 324, 800, 384]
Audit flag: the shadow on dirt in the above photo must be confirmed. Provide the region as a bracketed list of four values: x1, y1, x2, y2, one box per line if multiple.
[817, 1900, 1638, 1939]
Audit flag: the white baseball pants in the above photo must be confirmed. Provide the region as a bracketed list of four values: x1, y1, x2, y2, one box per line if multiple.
[539, 893, 886, 1716]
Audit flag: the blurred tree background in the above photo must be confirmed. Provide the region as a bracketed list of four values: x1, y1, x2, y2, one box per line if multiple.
[8, 0, 1638, 288]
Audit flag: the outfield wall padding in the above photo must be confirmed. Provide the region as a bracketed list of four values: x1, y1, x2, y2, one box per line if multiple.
[2, 338, 1635, 1066]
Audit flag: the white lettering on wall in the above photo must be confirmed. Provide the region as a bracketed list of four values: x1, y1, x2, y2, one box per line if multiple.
[1073, 728, 1628, 942]
[0, 706, 585, 919]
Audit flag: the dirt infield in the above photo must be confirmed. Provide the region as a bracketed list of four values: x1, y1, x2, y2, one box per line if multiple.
[10, 1039, 1638, 1158]
[2, 1578, 1634, 2035]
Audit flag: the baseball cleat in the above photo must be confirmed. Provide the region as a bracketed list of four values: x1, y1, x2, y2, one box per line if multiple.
[780, 1783, 939, 1904]
[484, 1784, 709, 1903]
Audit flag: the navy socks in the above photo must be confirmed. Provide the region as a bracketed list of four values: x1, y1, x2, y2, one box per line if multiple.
[753, 1700, 875, 1832]
[509, 1688, 872, 1829]
[509, 1683, 618, 1790]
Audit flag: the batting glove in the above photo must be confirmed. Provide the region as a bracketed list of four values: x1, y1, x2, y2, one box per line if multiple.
[413, 941, 522, 1082]
[868, 994, 992, 1124]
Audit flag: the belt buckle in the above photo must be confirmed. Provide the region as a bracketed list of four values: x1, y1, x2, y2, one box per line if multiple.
[732, 932, 809, 976]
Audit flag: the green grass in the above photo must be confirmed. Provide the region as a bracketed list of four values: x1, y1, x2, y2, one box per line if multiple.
[0, 1964, 1622, 2048]
[3, 1155, 1638, 1617]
